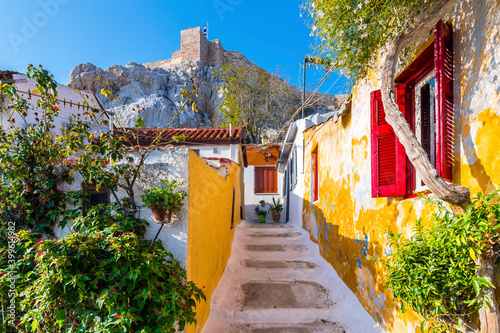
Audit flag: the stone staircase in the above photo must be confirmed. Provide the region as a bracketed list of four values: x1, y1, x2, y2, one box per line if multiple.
[202, 221, 383, 333]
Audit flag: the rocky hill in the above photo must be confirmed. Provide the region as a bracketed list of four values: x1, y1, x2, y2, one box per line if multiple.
[67, 27, 346, 129]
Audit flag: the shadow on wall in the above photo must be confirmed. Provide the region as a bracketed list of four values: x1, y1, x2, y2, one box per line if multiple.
[302, 198, 428, 332]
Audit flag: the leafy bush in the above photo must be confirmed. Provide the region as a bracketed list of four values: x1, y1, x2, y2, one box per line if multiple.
[140, 179, 187, 213]
[383, 191, 500, 331]
[0, 207, 205, 332]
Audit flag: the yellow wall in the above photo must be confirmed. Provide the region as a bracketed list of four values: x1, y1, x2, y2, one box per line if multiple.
[301, 89, 500, 333]
[301, 3, 500, 330]
[186, 149, 243, 332]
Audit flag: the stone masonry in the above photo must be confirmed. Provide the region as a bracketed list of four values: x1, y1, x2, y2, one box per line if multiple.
[143, 27, 227, 70]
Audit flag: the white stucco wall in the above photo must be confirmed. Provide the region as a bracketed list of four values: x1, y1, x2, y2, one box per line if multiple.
[0, 74, 107, 134]
[127, 147, 190, 268]
[55, 147, 191, 268]
[279, 113, 335, 227]
[191, 144, 240, 163]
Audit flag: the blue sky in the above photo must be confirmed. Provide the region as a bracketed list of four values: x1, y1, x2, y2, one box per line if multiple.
[0, 0, 350, 94]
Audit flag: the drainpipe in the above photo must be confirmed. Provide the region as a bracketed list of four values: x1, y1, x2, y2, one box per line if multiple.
[229, 123, 232, 161]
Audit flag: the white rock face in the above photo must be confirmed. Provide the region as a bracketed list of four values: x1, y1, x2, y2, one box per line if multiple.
[68, 60, 347, 129]
[68, 61, 222, 128]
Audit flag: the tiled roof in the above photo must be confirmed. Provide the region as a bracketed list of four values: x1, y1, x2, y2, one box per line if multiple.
[0, 70, 20, 83]
[114, 127, 246, 146]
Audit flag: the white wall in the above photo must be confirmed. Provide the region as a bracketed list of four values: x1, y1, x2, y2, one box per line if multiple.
[192, 144, 240, 163]
[279, 113, 335, 228]
[55, 147, 191, 268]
[244, 165, 284, 222]
[0, 74, 107, 134]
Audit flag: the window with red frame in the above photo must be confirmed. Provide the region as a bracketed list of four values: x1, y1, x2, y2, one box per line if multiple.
[371, 20, 453, 198]
[254, 166, 278, 193]
[312, 148, 319, 202]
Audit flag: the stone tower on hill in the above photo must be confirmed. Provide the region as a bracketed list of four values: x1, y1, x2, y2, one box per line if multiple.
[143, 27, 244, 70]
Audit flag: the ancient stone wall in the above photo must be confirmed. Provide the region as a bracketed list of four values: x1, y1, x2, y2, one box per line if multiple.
[143, 27, 226, 69]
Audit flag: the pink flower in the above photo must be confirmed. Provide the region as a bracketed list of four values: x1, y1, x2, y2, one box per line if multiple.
[118, 249, 122, 252]
[111, 288, 115, 292]
[52, 104, 60, 110]
[114, 313, 119, 318]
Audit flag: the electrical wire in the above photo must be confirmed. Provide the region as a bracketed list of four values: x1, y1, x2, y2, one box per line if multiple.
[271, 66, 335, 142]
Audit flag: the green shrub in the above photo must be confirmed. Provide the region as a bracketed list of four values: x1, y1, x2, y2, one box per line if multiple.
[140, 179, 187, 213]
[383, 191, 500, 331]
[0, 207, 205, 332]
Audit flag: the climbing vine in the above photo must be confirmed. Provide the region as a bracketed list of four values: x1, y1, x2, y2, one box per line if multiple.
[302, 0, 439, 81]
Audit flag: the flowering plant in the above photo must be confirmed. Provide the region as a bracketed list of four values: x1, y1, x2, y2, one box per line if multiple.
[0, 206, 205, 332]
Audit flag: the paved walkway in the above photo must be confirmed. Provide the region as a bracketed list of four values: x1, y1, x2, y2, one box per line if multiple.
[202, 221, 383, 333]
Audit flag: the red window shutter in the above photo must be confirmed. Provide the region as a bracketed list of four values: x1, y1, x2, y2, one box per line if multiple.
[370, 90, 406, 197]
[254, 167, 277, 193]
[313, 152, 319, 201]
[435, 20, 454, 182]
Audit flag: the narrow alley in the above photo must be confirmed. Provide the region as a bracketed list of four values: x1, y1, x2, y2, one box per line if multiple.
[203, 222, 383, 333]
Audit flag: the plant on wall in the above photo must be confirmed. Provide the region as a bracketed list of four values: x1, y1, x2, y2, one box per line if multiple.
[383, 191, 500, 332]
[0, 65, 94, 236]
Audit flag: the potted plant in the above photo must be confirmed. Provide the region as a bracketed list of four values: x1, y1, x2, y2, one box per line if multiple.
[254, 200, 267, 223]
[140, 179, 187, 224]
[268, 197, 283, 223]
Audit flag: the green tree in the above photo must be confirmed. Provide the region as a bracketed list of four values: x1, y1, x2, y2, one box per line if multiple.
[216, 64, 297, 143]
[0, 67, 205, 332]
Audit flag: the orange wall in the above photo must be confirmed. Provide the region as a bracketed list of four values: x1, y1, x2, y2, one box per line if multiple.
[246, 145, 280, 166]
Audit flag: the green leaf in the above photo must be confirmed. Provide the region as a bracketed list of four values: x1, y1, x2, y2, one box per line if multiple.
[472, 279, 480, 296]
[54, 309, 66, 329]
[469, 247, 476, 261]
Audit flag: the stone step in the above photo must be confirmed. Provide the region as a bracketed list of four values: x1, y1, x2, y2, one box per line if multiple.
[242, 260, 318, 270]
[225, 259, 324, 281]
[236, 230, 308, 245]
[209, 279, 338, 325]
[202, 320, 347, 333]
[203, 221, 383, 333]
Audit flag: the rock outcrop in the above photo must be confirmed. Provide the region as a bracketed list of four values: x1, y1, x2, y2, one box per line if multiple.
[68, 61, 222, 128]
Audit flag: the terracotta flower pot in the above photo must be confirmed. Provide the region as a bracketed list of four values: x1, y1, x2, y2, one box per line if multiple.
[150, 206, 173, 224]
[271, 212, 281, 223]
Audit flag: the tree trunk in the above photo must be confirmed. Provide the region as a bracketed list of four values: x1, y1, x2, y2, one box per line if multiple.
[379, 0, 500, 330]
[380, 0, 471, 208]
[477, 253, 500, 333]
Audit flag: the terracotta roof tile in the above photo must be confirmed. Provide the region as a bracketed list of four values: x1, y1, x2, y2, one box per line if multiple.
[115, 127, 246, 146]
